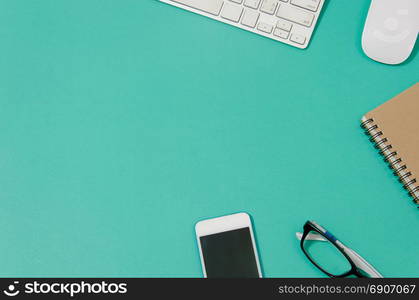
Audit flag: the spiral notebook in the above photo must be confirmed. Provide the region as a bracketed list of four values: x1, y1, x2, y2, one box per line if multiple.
[361, 83, 419, 205]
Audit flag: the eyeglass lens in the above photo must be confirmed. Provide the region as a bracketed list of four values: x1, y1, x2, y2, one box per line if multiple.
[303, 230, 352, 276]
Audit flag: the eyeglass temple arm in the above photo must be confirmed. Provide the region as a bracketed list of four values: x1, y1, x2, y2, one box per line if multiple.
[296, 232, 383, 278]
[296, 231, 325, 241]
[341, 245, 383, 278]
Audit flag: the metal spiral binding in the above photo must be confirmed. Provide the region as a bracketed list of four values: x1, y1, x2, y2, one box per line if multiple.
[361, 117, 419, 205]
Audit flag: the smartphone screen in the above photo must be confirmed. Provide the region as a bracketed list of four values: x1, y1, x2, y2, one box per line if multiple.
[199, 227, 260, 278]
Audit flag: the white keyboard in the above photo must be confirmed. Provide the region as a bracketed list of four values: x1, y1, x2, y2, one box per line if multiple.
[160, 0, 325, 49]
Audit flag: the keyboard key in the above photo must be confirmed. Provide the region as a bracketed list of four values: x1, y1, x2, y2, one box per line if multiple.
[276, 4, 314, 27]
[277, 19, 292, 31]
[171, 0, 223, 16]
[273, 28, 289, 39]
[241, 9, 260, 28]
[230, 0, 243, 4]
[260, 0, 278, 15]
[257, 22, 273, 33]
[221, 2, 244, 22]
[290, 33, 306, 44]
[244, 0, 261, 9]
[291, 0, 320, 12]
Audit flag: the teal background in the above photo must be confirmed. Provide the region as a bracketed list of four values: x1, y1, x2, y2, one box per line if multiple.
[0, 0, 418, 277]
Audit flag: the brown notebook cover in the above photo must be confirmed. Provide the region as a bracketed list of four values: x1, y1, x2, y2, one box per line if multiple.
[361, 83, 419, 205]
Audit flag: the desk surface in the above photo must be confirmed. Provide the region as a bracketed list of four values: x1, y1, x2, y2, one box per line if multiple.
[0, 1, 418, 277]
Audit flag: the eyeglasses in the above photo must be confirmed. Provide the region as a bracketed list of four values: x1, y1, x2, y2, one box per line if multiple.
[296, 221, 383, 278]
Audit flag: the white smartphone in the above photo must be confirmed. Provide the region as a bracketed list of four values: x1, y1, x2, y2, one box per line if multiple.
[195, 212, 262, 278]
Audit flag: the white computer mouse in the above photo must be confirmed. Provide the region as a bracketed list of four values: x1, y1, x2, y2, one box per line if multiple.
[362, 0, 419, 65]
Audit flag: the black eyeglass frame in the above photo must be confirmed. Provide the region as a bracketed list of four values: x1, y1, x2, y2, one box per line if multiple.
[300, 221, 368, 278]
